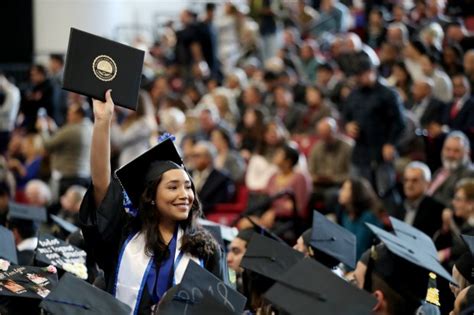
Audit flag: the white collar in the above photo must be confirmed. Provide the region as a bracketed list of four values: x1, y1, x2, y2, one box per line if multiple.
[17, 237, 38, 251]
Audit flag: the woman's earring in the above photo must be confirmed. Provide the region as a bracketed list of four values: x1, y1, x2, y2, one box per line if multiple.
[151, 201, 156, 205]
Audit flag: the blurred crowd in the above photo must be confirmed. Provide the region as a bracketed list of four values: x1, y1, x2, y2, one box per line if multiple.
[2, 0, 474, 313]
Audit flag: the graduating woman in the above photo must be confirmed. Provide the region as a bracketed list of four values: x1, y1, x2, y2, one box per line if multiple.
[79, 91, 224, 314]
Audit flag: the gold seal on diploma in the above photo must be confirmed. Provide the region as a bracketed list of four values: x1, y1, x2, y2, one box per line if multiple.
[92, 55, 117, 81]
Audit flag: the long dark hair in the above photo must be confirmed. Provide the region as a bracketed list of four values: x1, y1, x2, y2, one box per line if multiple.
[347, 177, 381, 218]
[129, 171, 217, 265]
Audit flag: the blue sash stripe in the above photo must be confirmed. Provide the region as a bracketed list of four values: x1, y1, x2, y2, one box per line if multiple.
[134, 258, 154, 315]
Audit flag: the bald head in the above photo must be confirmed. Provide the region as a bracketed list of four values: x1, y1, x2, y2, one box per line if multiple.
[317, 117, 337, 142]
[412, 78, 434, 102]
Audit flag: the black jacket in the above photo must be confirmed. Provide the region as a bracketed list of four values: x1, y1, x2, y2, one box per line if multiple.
[394, 195, 444, 238]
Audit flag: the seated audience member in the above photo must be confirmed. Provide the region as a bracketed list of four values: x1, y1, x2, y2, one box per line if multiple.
[395, 161, 444, 238]
[337, 177, 383, 260]
[294, 86, 336, 134]
[240, 144, 311, 230]
[436, 179, 474, 265]
[427, 131, 474, 206]
[419, 52, 453, 103]
[444, 74, 474, 148]
[308, 117, 353, 212]
[410, 77, 446, 128]
[244, 119, 287, 197]
[24, 179, 52, 208]
[190, 141, 235, 213]
[57, 185, 87, 224]
[271, 85, 304, 134]
[7, 133, 44, 193]
[210, 127, 245, 182]
[111, 92, 157, 167]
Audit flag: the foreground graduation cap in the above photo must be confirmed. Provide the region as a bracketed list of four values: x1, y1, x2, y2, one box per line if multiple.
[178, 260, 247, 313]
[264, 258, 377, 315]
[0, 264, 58, 299]
[8, 202, 47, 223]
[40, 273, 131, 314]
[157, 284, 239, 315]
[389, 216, 438, 259]
[50, 214, 79, 235]
[114, 138, 184, 209]
[0, 225, 18, 264]
[243, 215, 286, 244]
[240, 233, 304, 281]
[454, 235, 474, 284]
[198, 218, 238, 243]
[63, 28, 145, 110]
[310, 210, 356, 269]
[366, 223, 453, 283]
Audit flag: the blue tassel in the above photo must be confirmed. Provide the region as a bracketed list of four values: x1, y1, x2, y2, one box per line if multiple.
[158, 132, 176, 144]
[122, 190, 138, 217]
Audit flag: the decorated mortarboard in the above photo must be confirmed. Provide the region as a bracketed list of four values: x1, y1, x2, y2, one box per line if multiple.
[264, 258, 377, 315]
[0, 264, 58, 299]
[389, 216, 438, 259]
[366, 223, 453, 284]
[454, 235, 474, 284]
[8, 202, 47, 223]
[310, 210, 356, 269]
[114, 138, 185, 209]
[0, 226, 18, 264]
[62, 28, 145, 110]
[35, 234, 87, 280]
[39, 273, 131, 314]
[157, 283, 239, 315]
[177, 260, 247, 314]
[50, 214, 80, 235]
[240, 233, 304, 281]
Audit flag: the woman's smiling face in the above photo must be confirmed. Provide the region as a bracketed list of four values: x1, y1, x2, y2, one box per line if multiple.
[155, 169, 195, 222]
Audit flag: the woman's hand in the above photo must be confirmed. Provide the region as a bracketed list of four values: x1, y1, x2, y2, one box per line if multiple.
[92, 90, 114, 122]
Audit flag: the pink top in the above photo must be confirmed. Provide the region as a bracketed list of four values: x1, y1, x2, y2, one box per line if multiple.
[266, 171, 312, 218]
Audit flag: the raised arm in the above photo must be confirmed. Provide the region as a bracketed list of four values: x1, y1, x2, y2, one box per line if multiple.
[91, 90, 114, 207]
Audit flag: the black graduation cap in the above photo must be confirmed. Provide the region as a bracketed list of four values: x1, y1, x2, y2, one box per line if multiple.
[178, 260, 247, 314]
[39, 273, 131, 314]
[50, 214, 79, 235]
[389, 216, 438, 259]
[264, 258, 377, 315]
[0, 264, 58, 299]
[35, 234, 87, 273]
[454, 235, 474, 284]
[63, 28, 145, 110]
[114, 138, 185, 209]
[8, 202, 47, 223]
[310, 210, 356, 269]
[242, 215, 285, 244]
[157, 283, 239, 315]
[198, 218, 238, 243]
[461, 234, 474, 256]
[366, 223, 453, 283]
[240, 233, 304, 281]
[0, 225, 18, 264]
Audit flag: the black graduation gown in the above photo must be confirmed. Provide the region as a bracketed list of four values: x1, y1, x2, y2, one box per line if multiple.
[79, 178, 224, 314]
